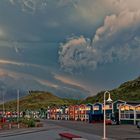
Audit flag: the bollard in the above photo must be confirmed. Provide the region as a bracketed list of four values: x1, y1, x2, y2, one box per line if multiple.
[72, 138, 88, 140]
[0, 124, 2, 129]
[9, 123, 11, 129]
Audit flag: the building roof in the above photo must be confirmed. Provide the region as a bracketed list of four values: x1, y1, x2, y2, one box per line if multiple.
[126, 101, 140, 106]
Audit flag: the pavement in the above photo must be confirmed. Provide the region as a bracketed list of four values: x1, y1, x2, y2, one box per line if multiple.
[45, 120, 140, 140]
[1, 120, 139, 140]
[0, 121, 113, 140]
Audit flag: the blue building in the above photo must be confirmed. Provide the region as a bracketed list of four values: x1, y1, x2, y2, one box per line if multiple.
[86, 103, 93, 123]
[91, 103, 103, 123]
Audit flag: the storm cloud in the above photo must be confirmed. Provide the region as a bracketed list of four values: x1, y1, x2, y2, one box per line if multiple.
[0, 0, 140, 99]
[59, 9, 140, 72]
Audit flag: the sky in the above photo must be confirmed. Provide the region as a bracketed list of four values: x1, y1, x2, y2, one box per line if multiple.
[0, 0, 140, 100]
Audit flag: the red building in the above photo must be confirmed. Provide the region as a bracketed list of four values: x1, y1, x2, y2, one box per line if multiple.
[68, 104, 88, 121]
[68, 105, 75, 120]
[74, 105, 79, 121]
[49, 107, 57, 120]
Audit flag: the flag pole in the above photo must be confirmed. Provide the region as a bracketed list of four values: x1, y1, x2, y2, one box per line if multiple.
[17, 90, 20, 128]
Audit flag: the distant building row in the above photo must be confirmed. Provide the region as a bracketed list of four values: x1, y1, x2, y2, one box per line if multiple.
[46, 100, 140, 125]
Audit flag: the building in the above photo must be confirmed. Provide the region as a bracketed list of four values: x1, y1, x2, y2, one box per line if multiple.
[60, 106, 69, 120]
[86, 103, 93, 123]
[91, 102, 103, 123]
[49, 107, 57, 120]
[74, 105, 79, 121]
[78, 104, 87, 121]
[45, 100, 140, 126]
[112, 100, 126, 123]
[68, 105, 75, 120]
[119, 101, 140, 125]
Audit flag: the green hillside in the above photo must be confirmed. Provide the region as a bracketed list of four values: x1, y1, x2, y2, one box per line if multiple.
[1, 91, 79, 110]
[82, 76, 140, 104]
[1, 76, 140, 110]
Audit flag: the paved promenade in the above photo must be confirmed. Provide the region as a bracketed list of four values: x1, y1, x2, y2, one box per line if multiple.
[0, 120, 140, 140]
[0, 121, 109, 140]
[45, 120, 140, 140]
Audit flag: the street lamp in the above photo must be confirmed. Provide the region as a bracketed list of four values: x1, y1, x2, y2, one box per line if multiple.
[103, 91, 112, 140]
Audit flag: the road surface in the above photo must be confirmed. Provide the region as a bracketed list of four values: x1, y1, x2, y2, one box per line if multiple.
[0, 120, 139, 140]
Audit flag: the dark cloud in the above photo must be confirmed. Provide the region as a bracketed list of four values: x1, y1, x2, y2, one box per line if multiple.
[0, 0, 140, 99]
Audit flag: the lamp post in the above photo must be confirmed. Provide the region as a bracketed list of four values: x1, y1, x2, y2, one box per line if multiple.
[85, 105, 86, 122]
[17, 90, 20, 128]
[2, 91, 5, 121]
[103, 91, 112, 140]
[47, 106, 50, 119]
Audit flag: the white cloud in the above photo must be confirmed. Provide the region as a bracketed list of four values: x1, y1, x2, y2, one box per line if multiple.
[59, 9, 140, 72]
[0, 59, 47, 69]
[72, 0, 140, 26]
[0, 29, 3, 37]
[37, 79, 59, 88]
[54, 74, 84, 88]
[58, 36, 98, 72]
[93, 10, 140, 46]
[92, 10, 140, 63]
[57, 0, 79, 8]
[0, 28, 6, 39]
[9, 0, 48, 13]
[108, 0, 140, 11]
[9, 0, 78, 13]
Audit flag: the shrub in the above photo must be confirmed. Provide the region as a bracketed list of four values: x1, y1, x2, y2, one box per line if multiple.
[20, 118, 35, 127]
[27, 119, 35, 127]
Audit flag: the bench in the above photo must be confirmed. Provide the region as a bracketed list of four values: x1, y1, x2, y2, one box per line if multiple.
[72, 138, 88, 140]
[59, 133, 82, 140]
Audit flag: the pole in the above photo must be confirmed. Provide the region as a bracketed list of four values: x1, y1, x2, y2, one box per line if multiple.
[2, 91, 5, 123]
[103, 91, 112, 140]
[85, 105, 86, 122]
[17, 90, 20, 128]
[103, 92, 106, 139]
[2, 92, 5, 117]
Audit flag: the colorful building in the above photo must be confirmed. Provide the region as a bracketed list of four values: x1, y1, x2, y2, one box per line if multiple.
[49, 107, 57, 120]
[112, 100, 126, 123]
[119, 101, 140, 125]
[91, 103, 103, 123]
[60, 106, 69, 120]
[68, 105, 75, 120]
[86, 103, 93, 123]
[78, 104, 87, 121]
[45, 100, 140, 126]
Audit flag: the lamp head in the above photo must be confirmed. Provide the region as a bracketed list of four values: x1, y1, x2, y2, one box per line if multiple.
[106, 93, 113, 103]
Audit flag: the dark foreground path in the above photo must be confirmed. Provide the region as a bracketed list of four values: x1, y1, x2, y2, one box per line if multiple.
[0, 120, 139, 140]
[0, 120, 105, 140]
[44, 119, 140, 140]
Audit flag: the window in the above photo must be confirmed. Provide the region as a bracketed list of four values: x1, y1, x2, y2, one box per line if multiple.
[136, 114, 140, 119]
[120, 105, 135, 119]
[81, 110, 84, 113]
[86, 107, 91, 110]
[136, 106, 140, 111]
[130, 114, 134, 119]
[103, 105, 112, 110]
[129, 106, 134, 111]
[94, 106, 99, 110]
[136, 106, 140, 119]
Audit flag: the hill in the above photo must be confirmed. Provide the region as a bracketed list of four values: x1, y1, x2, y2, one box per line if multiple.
[1, 76, 140, 110]
[82, 76, 140, 104]
[0, 74, 87, 101]
[1, 91, 79, 110]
